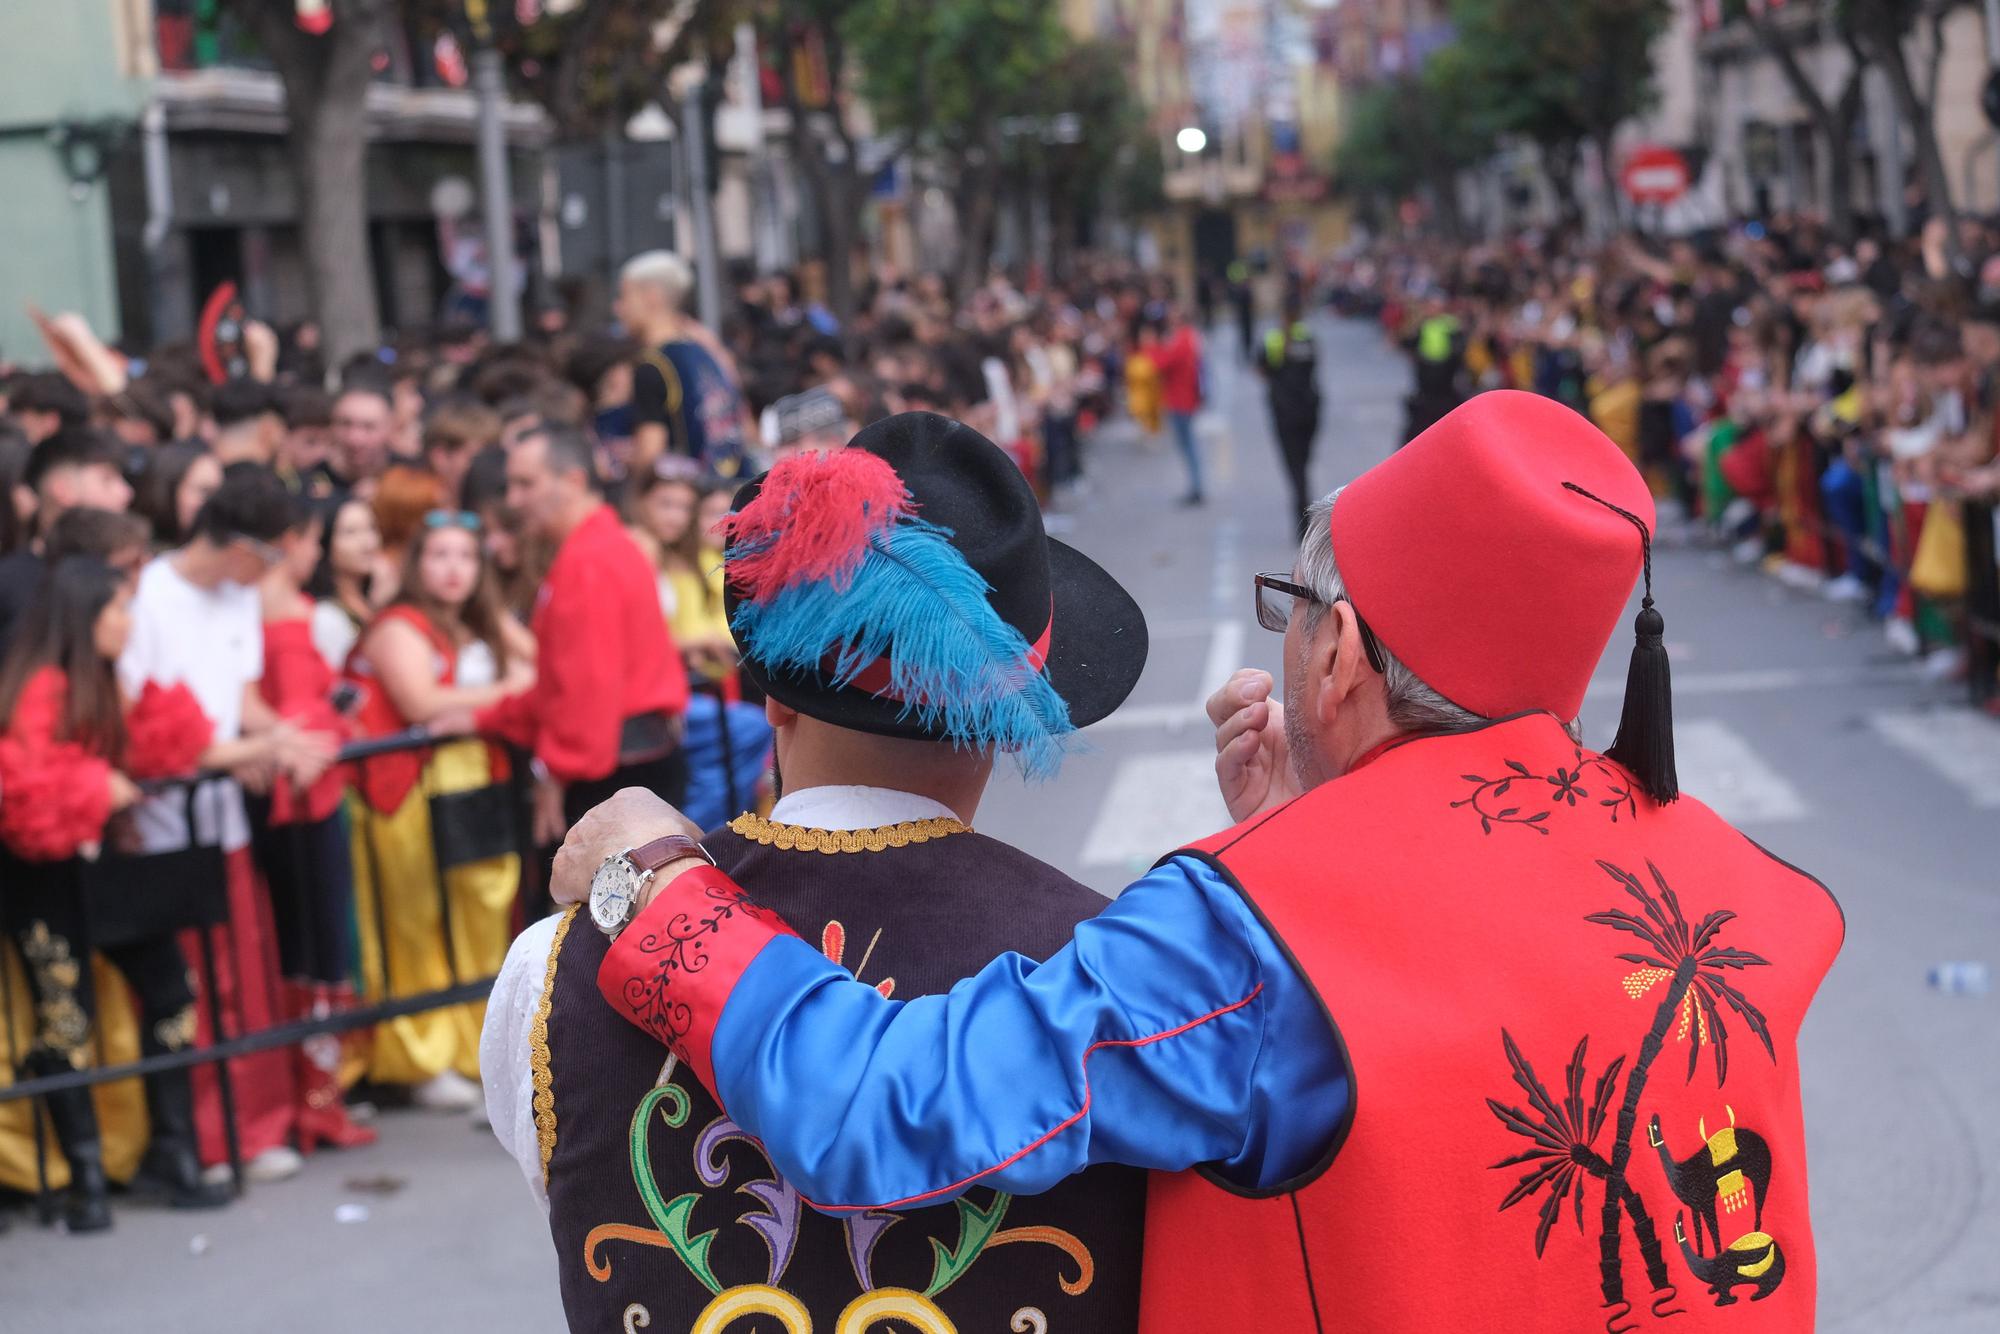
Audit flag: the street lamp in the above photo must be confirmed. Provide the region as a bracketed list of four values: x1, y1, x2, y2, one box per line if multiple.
[1176, 125, 1208, 155]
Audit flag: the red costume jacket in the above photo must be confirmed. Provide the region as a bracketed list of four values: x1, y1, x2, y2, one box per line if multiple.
[1142, 714, 1843, 1333]
[260, 611, 350, 825]
[477, 505, 688, 784]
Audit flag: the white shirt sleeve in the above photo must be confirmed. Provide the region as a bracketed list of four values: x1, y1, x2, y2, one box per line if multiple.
[311, 602, 356, 675]
[480, 911, 567, 1214]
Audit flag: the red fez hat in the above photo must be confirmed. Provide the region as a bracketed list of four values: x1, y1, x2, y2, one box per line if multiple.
[1332, 390, 1677, 798]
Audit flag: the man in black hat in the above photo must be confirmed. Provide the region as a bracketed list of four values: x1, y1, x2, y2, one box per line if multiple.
[481, 412, 1153, 1333]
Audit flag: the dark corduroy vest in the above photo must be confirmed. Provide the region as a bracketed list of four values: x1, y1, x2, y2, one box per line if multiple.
[542, 818, 1146, 1334]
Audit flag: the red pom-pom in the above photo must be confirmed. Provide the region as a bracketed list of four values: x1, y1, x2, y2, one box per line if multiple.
[722, 449, 914, 600]
[124, 681, 215, 781]
[0, 738, 112, 861]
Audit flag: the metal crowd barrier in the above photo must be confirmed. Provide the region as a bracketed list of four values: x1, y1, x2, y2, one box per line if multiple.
[0, 726, 537, 1200]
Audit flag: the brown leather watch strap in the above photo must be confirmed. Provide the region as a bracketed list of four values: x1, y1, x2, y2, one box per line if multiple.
[628, 833, 713, 874]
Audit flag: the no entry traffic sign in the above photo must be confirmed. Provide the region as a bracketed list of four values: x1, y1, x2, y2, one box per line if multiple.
[1621, 146, 1691, 205]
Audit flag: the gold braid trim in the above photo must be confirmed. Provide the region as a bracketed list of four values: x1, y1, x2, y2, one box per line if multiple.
[532, 907, 578, 1187]
[727, 812, 971, 854]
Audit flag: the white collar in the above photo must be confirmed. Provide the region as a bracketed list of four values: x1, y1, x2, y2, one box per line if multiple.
[767, 785, 963, 831]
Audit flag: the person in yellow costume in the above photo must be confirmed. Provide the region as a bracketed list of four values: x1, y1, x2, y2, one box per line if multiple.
[1125, 321, 1165, 438]
[624, 459, 734, 682]
[342, 513, 532, 1111]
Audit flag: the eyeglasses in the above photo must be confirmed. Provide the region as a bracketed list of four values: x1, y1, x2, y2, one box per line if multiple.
[1253, 571, 1387, 674]
[424, 509, 482, 532]
[232, 534, 284, 567]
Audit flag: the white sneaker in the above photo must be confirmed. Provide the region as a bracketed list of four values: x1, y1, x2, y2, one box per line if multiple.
[412, 1069, 481, 1113]
[1822, 574, 1869, 604]
[246, 1146, 303, 1183]
[1720, 498, 1757, 532]
[1885, 618, 1920, 656]
[199, 1162, 233, 1189]
[1731, 536, 1765, 565]
[1922, 646, 1965, 683]
[1774, 562, 1826, 592]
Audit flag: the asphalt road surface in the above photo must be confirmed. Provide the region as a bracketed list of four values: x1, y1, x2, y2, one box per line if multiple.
[8, 317, 1996, 1332]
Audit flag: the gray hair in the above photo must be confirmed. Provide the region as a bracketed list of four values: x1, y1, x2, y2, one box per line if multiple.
[620, 250, 694, 310]
[1298, 491, 1582, 742]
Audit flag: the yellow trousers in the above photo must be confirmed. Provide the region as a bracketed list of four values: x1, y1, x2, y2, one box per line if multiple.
[348, 740, 518, 1085]
[0, 948, 148, 1190]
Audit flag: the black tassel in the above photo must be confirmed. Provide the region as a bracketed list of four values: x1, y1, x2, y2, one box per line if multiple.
[1562, 482, 1678, 804]
[1602, 598, 1678, 803]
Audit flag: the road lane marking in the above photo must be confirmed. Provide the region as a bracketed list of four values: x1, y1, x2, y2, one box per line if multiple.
[1082, 751, 1233, 868]
[1672, 719, 1810, 824]
[1868, 710, 2000, 808]
[1584, 664, 1921, 698]
[1200, 620, 1245, 701]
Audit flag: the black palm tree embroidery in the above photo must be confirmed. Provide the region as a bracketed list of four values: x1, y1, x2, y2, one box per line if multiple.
[1487, 858, 1777, 1324]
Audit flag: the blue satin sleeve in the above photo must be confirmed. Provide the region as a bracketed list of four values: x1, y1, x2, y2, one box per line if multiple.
[708, 854, 1348, 1211]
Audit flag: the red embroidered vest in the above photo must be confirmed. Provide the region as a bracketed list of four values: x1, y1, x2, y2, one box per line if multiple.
[1140, 713, 1842, 1334]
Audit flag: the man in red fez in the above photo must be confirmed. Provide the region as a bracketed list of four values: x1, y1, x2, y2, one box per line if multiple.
[553, 391, 1843, 1333]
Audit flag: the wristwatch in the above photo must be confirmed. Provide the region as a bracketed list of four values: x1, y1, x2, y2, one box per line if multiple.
[589, 834, 713, 938]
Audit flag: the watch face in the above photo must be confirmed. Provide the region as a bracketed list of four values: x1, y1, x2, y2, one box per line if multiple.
[589, 853, 642, 933]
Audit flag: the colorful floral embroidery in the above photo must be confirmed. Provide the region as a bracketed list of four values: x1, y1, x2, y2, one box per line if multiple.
[586, 1070, 1096, 1332]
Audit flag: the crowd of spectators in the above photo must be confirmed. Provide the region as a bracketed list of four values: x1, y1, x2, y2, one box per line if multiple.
[0, 246, 1208, 1235]
[1338, 214, 2000, 706]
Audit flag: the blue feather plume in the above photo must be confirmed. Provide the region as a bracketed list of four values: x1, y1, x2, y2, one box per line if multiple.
[730, 518, 1075, 779]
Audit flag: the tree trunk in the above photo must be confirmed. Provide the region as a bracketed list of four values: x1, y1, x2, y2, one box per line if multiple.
[821, 167, 859, 326]
[773, 20, 864, 327]
[1747, 13, 1860, 244]
[1543, 139, 1583, 230]
[1864, 13, 1962, 258]
[240, 0, 384, 370]
[1594, 131, 1623, 237]
[954, 155, 1001, 300]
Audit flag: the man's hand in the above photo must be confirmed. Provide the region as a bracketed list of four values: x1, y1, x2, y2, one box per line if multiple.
[1208, 668, 1303, 823]
[551, 787, 703, 907]
[275, 726, 340, 788]
[531, 774, 568, 848]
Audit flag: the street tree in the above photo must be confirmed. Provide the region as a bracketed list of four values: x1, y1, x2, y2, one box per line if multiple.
[1847, 0, 1968, 250]
[1448, 0, 1672, 227]
[223, 0, 391, 366]
[765, 0, 870, 324]
[996, 37, 1158, 280]
[844, 0, 1068, 296]
[1731, 0, 1869, 243]
[1335, 45, 1498, 237]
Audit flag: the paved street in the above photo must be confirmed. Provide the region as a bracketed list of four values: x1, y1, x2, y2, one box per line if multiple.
[9, 318, 1998, 1331]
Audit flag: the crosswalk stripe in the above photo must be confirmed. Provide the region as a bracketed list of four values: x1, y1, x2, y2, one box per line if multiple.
[1867, 710, 2000, 808]
[1081, 751, 1233, 869]
[1670, 719, 1810, 824]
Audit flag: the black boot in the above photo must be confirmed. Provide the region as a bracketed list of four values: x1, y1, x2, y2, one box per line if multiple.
[129, 1068, 231, 1210]
[29, 1058, 113, 1234]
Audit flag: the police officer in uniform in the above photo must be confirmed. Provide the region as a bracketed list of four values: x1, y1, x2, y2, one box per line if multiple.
[1258, 295, 1322, 537]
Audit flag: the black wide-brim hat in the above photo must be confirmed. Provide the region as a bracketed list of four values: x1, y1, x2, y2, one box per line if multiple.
[725, 411, 1149, 741]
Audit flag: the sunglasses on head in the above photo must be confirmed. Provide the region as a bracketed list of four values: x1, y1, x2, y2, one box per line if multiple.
[424, 509, 481, 532]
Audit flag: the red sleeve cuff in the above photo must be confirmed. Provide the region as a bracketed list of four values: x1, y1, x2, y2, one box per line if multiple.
[596, 864, 800, 1091]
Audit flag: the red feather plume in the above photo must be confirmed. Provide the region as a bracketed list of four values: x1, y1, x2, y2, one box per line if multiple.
[723, 449, 914, 599]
